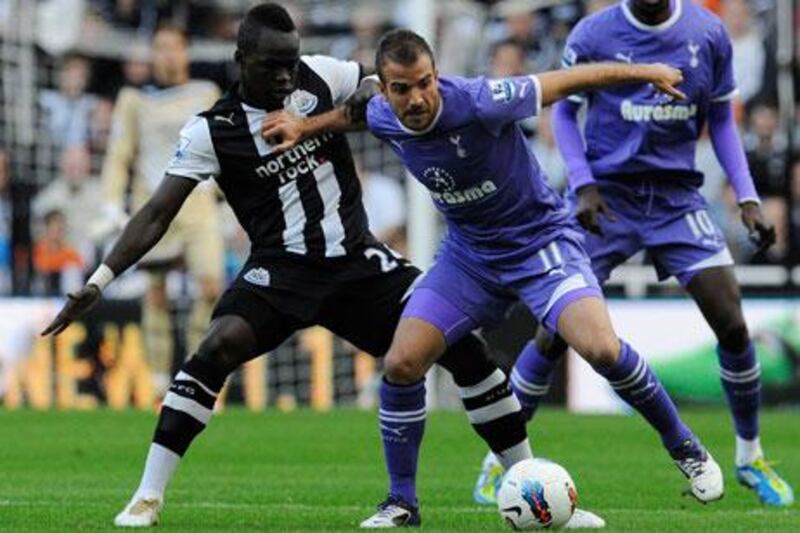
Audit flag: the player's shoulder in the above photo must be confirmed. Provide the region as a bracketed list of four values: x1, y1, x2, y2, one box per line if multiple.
[439, 75, 483, 108]
[300, 54, 352, 73]
[299, 55, 361, 91]
[571, 3, 620, 37]
[366, 94, 398, 137]
[178, 114, 211, 138]
[681, 1, 729, 46]
[689, 2, 728, 36]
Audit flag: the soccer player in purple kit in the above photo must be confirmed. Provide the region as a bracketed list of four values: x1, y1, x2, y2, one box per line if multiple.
[263, 27, 725, 525]
[473, 0, 793, 508]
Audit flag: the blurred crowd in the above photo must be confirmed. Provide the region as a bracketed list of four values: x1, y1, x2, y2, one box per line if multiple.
[0, 0, 799, 298]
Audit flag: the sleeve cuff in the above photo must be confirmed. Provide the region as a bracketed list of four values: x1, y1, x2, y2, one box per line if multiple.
[528, 75, 543, 116]
[710, 88, 739, 103]
[737, 196, 761, 206]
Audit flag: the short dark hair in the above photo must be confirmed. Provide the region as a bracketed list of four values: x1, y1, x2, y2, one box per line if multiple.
[237, 3, 296, 54]
[375, 29, 435, 81]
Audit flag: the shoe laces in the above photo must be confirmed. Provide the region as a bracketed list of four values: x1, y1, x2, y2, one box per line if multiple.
[750, 458, 784, 482]
[680, 457, 706, 478]
[377, 495, 412, 515]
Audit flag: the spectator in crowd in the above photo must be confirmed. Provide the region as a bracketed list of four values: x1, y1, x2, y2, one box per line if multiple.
[101, 24, 222, 397]
[0, 149, 11, 294]
[330, 4, 386, 64]
[32, 146, 103, 264]
[88, 0, 159, 35]
[483, 2, 561, 74]
[488, 37, 527, 78]
[121, 41, 152, 89]
[723, 0, 766, 104]
[744, 104, 789, 199]
[39, 54, 97, 148]
[32, 209, 84, 296]
[89, 97, 114, 163]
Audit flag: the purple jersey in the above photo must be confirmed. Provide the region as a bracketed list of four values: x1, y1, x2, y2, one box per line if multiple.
[563, 0, 737, 179]
[367, 75, 575, 267]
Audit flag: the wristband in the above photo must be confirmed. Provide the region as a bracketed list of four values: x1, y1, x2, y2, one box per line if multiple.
[87, 264, 115, 291]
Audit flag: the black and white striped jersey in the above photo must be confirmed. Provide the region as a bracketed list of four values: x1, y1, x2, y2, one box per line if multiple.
[165, 55, 376, 259]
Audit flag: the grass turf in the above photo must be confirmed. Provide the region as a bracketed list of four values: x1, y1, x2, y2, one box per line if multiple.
[0, 408, 797, 531]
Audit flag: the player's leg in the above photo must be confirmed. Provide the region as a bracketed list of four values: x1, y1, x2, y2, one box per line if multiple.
[142, 272, 174, 399]
[685, 266, 794, 506]
[509, 329, 568, 421]
[509, 186, 638, 424]
[649, 198, 792, 505]
[513, 237, 722, 502]
[323, 247, 528, 527]
[556, 295, 723, 502]
[114, 287, 298, 527]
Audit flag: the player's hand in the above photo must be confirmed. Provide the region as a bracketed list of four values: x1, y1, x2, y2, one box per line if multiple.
[576, 185, 615, 236]
[645, 63, 686, 101]
[40, 284, 102, 336]
[261, 110, 304, 153]
[740, 201, 776, 253]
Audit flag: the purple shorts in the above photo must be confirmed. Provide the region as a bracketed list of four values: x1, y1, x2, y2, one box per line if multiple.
[567, 180, 734, 286]
[402, 236, 602, 346]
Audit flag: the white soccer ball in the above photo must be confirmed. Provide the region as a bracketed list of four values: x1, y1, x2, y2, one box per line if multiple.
[497, 458, 577, 530]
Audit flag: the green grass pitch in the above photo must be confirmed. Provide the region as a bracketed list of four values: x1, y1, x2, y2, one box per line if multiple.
[1, 408, 798, 531]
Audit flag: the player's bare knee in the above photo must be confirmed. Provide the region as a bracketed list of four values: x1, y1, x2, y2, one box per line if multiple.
[580, 336, 620, 369]
[717, 319, 750, 354]
[195, 319, 256, 375]
[384, 350, 425, 385]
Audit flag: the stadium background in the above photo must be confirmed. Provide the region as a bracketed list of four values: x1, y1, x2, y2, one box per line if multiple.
[0, 0, 799, 414]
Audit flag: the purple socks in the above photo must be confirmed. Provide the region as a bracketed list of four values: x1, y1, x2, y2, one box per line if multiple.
[717, 342, 760, 440]
[379, 378, 426, 506]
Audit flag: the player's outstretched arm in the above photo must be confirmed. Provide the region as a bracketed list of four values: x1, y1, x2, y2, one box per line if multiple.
[537, 63, 686, 107]
[41, 175, 197, 336]
[261, 78, 378, 152]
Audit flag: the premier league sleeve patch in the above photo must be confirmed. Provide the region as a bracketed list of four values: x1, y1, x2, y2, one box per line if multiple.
[488, 79, 517, 103]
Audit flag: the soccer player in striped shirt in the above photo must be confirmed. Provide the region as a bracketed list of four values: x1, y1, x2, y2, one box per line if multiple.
[42, 4, 557, 528]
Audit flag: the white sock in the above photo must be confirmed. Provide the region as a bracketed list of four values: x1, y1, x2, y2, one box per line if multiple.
[494, 438, 534, 471]
[735, 435, 763, 467]
[134, 443, 181, 500]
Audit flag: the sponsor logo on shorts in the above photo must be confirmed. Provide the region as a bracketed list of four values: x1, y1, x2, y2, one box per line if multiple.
[244, 267, 271, 287]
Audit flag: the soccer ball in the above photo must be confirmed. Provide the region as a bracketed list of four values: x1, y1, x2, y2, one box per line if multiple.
[497, 458, 577, 530]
